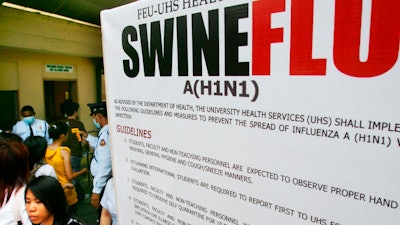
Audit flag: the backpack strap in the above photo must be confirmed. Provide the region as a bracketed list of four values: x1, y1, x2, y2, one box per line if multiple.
[32, 161, 45, 174]
[29, 161, 45, 181]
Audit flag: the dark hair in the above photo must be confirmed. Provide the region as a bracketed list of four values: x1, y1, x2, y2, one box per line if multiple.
[26, 176, 69, 225]
[21, 105, 35, 115]
[0, 132, 23, 142]
[60, 99, 80, 117]
[0, 140, 29, 205]
[24, 136, 47, 170]
[48, 121, 69, 140]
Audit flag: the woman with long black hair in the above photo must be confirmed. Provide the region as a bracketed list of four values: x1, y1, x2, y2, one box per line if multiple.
[45, 121, 87, 214]
[25, 176, 84, 225]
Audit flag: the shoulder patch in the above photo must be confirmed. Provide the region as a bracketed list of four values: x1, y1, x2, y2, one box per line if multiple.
[100, 139, 106, 146]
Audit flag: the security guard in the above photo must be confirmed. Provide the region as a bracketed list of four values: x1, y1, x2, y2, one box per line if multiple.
[12, 105, 51, 143]
[82, 102, 111, 213]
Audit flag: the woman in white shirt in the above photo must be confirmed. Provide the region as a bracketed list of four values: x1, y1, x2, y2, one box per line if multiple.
[0, 139, 32, 225]
[25, 136, 57, 179]
[24, 136, 73, 189]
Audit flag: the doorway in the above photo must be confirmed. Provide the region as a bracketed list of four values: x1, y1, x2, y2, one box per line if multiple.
[44, 81, 77, 122]
[0, 91, 19, 131]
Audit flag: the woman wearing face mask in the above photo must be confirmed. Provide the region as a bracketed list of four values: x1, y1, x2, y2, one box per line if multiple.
[45, 121, 88, 215]
[25, 176, 84, 225]
[12, 105, 51, 144]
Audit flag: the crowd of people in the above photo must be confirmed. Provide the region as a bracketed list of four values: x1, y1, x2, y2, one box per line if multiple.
[0, 100, 117, 225]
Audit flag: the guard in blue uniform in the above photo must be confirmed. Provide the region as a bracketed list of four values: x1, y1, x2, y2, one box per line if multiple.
[82, 102, 111, 214]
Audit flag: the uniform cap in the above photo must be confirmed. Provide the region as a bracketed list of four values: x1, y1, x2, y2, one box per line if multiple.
[87, 102, 107, 116]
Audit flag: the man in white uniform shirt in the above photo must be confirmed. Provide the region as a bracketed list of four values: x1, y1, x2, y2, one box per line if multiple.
[82, 102, 112, 218]
[12, 105, 50, 143]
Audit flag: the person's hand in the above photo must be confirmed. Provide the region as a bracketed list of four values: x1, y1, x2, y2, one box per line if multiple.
[91, 193, 101, 209]
[80, 131, 88, 140]
[81, 139, 88, 145]
[81, 168, 88, 174]
[63, 183, 74, 189]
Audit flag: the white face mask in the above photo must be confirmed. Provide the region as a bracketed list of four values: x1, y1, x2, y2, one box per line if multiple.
[93, 118, 101, 129]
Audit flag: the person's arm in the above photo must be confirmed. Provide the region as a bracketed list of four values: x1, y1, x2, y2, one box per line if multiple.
[12, 121, 26, 140]
[83, 133, 98, 149]
[44, 121, 51, 144]
[11, 122, 17, 134]
[61, 147, 88, 181]
[91, 133, 112, 209]
[100, 208, 112, 225]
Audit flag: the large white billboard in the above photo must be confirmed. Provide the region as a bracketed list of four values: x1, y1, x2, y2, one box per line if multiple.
[101, 0, 399, 224]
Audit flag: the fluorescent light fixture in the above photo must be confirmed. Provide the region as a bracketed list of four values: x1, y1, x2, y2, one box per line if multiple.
[2, 2, 100, 28]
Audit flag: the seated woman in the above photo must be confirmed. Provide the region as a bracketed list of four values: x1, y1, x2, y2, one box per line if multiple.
[25, 176, 84, 225]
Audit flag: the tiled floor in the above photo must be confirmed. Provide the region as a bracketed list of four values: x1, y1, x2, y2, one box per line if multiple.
[75, 192, 99, 225]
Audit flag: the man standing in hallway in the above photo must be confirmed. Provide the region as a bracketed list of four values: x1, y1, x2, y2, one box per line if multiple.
[82, 102, 111, 216]
[60, 99, 88, 202]
[12, 105, 51, 143]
